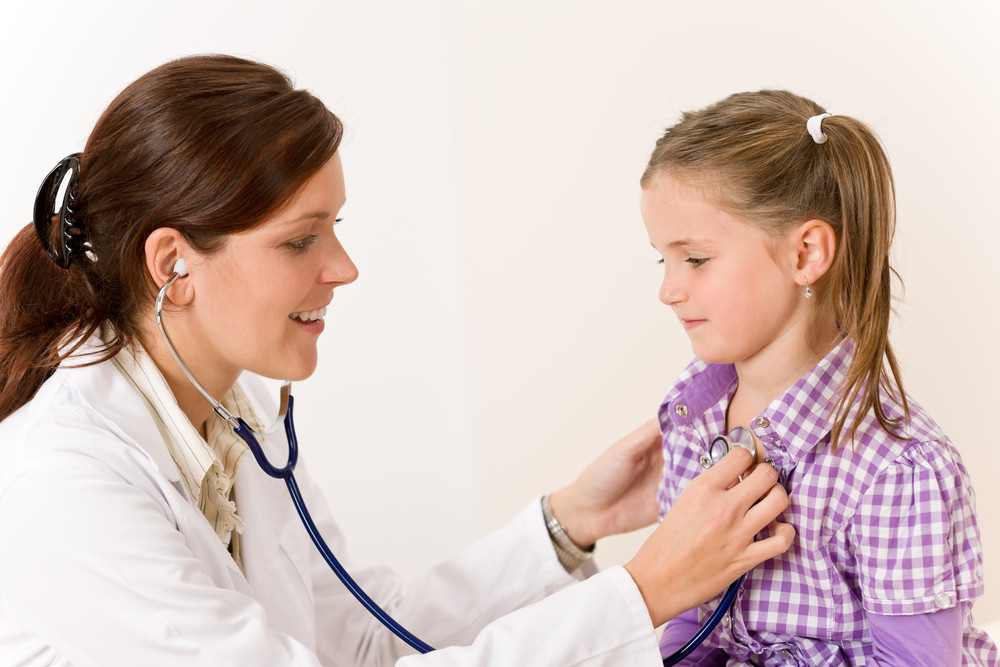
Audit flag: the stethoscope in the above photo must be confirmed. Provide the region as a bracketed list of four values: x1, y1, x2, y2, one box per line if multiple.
[155, 258, 752, 663]
[661, 426, 757, 665]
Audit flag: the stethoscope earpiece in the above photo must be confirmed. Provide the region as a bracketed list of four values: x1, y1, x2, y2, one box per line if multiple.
[173, 257, 189, 277]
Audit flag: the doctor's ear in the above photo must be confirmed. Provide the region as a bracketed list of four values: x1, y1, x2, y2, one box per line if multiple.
[144, 228, 195, 305]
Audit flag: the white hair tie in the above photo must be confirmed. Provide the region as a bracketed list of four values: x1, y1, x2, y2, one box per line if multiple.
[807, 113, 832, 144]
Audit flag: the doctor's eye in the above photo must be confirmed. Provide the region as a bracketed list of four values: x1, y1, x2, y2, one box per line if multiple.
[686, 257, 708, 267]
[284, 234, 319, 253]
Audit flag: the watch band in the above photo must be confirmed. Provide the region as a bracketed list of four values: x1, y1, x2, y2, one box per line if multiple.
[541, 494, 595, 572]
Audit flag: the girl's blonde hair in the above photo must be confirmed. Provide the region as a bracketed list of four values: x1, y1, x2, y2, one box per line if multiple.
[641, 90, 908, 449]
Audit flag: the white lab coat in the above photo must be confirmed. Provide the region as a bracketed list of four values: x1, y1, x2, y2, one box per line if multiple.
[0, 345, 661, 666]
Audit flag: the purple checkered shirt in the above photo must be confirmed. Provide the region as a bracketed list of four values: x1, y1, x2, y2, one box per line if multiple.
[656, 339, 998, 665]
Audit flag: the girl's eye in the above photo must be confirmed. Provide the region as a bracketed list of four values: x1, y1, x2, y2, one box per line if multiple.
[686, 257, 708, 267]
[285, 234, 319, 252]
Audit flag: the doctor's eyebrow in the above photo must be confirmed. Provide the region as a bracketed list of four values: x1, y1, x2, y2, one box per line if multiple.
[274, 208, 347, 228]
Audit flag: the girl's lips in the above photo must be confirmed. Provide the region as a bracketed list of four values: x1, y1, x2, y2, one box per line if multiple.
[681, 319, 706, 330]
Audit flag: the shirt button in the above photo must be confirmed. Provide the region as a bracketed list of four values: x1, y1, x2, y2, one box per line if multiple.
[700, 454, 712, 469]
[721, 613, 731, 628]
[675, 404, 689, 417]
[935, 592, 954, 609]
[754, 416, 770, 428]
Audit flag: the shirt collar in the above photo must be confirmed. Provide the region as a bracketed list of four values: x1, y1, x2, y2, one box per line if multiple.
[659, 338, 853, 464]
[756, 337, 853, 462]
[110, 343, 261, 504]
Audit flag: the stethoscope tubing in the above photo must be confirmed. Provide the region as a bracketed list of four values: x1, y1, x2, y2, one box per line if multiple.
[662, 575, 743, 666]
[232, 396, 436, 654]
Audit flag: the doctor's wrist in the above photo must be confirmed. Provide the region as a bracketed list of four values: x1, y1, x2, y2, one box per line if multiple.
[542, 494, 594, 572]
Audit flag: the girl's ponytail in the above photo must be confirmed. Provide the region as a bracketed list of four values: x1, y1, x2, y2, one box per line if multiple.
[819, 115, 909, 446]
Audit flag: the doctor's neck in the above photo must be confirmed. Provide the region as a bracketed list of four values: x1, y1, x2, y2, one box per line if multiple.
[138, 324, 239, 440]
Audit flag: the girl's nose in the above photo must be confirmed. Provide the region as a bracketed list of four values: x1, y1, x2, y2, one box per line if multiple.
[658, 270, 685, 306]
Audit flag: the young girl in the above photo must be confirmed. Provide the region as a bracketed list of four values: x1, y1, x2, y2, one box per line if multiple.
[642, 90, 998, 665]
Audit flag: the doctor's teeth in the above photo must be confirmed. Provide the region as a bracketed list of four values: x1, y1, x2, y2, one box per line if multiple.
[290, 306, 327, 322]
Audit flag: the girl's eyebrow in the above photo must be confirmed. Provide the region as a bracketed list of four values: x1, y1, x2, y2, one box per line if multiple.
[668, 238, 711, 248]
[649, 239, 713, 251]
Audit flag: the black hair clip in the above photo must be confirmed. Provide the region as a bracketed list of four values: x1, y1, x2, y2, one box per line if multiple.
[33, 153, 88, 268]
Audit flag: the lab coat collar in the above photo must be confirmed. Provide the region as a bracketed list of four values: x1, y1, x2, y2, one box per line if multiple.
[57, 334, 184, 486]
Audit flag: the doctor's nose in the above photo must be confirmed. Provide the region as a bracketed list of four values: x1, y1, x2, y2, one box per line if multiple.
[321, 238, 360, 286]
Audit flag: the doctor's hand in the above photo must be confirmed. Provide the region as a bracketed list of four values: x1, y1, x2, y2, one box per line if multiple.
[624, 447, 794, 628]
[548, 419, 662, 550]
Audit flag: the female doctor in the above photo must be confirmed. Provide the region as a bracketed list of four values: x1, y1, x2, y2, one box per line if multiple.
[0, 55, 793, 666]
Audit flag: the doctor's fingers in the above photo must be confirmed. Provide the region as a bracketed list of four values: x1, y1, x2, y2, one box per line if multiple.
[740, 520, 796, 571]
[740, 480, 790, 536]
[727, 458, 782, 508]
[699, 447, 756, 489]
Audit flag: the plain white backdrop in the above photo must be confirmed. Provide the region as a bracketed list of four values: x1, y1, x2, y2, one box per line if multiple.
[2, 0, 998, 633]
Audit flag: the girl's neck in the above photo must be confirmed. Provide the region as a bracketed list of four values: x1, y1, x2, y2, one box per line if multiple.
[728, 319, 840, 434]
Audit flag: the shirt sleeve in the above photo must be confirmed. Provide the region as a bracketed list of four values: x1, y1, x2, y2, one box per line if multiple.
[867, 606, 963, 666]
[849, 439, 984, 616]
[396, 567, 662, 667]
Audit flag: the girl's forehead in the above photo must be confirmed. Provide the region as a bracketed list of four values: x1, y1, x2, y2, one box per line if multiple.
[642, 176, 775, 250]
[643, 177, 735, 229]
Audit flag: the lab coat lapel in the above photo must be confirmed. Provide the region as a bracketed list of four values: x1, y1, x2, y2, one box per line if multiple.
[69, 356, 255, 595]
[235, 429, 318, 649]
[74, 352, 183, 488]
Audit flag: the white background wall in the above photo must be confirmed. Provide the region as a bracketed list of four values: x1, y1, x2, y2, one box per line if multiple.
[2, 0, 998, 631]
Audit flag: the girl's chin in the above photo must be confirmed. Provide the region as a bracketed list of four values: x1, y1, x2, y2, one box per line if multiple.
[691, 347, 739, 366]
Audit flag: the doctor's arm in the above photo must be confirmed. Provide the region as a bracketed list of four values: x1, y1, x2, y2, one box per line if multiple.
[299, 432, 790, 665]
[391, 447, 793, 666]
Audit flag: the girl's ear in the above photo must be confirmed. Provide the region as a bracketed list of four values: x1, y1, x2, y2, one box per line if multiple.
[144, 228, 195, 306]
[792, 219, 836, 286]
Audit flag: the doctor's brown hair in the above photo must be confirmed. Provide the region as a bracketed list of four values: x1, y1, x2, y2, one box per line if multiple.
[641, 90, 908, 449]
[0, 55, 343, 421]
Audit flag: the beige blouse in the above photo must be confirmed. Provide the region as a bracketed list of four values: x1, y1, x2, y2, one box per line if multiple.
[112, 344, 262, 570]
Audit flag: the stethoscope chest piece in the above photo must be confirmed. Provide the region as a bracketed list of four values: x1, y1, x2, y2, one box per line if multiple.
[701, 426, 756, 470]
